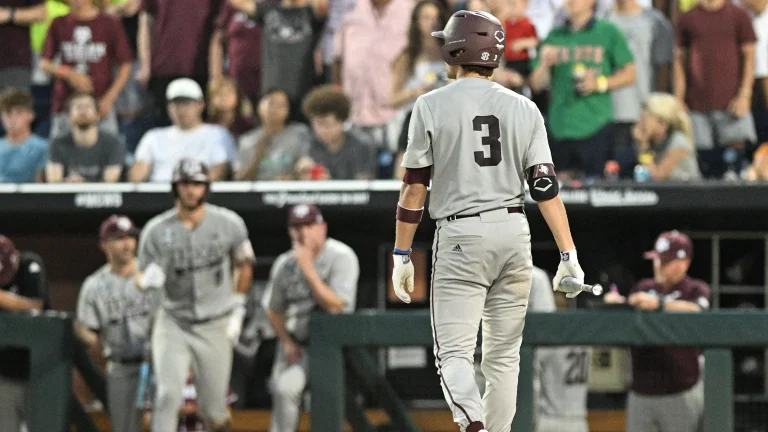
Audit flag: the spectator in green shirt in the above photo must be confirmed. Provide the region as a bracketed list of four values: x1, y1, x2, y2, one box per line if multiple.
[530, 0, 636, 180]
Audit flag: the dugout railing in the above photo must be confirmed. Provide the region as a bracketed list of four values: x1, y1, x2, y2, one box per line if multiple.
[308, 309, 768, 432]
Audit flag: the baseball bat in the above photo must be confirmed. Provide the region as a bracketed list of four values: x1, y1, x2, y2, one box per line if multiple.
[560, 276, 603, 296]
[135, 359, 151, 409]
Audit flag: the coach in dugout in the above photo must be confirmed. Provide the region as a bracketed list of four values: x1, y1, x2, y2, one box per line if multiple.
[262, 204, 359, 432]
[0, 235, 47, 432]
[604, 230, 710, 432]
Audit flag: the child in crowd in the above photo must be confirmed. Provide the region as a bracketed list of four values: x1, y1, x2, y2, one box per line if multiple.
[207, 77, 255, 140]
[501, 0, 538, 92]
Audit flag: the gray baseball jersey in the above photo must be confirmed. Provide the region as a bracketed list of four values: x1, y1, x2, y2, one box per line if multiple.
[76, 264, 162, 360]
[528, 266, 590, 420]
[137, 204, 255, 321]
[262, 238, 359, 343]
[402, 77, 553, 220]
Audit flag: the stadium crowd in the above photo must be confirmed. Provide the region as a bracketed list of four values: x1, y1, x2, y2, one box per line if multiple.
[0, 0, 766, 184]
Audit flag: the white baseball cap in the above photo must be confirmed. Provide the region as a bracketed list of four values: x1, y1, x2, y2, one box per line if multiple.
[166, 78, 204, 101]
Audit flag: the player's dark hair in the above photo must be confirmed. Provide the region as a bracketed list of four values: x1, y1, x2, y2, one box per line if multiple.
[301, 85, 351, 122]
[400, 0, 448, 76]
[67, 92, 98, 112]
[461, 65, 495, 77]
[0, 87, 33, 113]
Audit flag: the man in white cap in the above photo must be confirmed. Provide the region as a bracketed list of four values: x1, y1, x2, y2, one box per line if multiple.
[129, 78, 236, 182]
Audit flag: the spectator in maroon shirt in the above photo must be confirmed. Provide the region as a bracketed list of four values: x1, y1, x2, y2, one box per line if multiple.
[604, 230, 710, 432]
[0, 0, 47, 93]
[40, 0, 133, 139]
[209, 0, 263, 105]
[137, 0, 224, 127]
[675, 0, 758, 179]
[206, 76, 254, 139]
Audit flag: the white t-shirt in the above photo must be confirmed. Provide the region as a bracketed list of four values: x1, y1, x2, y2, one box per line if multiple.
[134, 124, 237, 182]
[751, 5, 768, 78]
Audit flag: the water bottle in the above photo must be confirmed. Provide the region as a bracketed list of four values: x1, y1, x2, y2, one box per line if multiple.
[604, 160, 620, 182]
[634, 152, 654, 182]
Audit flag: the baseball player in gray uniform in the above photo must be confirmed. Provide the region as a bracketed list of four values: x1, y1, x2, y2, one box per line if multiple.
[262, 204, 359, 432]
[136, 158, 256, 432]
[528, 266, 590, 432]
[391, 10, 587, 432]
[76, 215, 163, 432]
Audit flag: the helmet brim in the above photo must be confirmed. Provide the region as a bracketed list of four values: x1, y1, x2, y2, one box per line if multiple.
[431, 30, 445, 39]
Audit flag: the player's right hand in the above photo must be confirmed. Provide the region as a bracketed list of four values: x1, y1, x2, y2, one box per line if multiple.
[552, 250, 585, 299]
[284, 340, 303, 365]
[392, 254, 415, 304]
[137, 262, 166, 291]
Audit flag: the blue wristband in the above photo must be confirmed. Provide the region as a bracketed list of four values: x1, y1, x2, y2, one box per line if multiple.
[393, 248, 412, 255]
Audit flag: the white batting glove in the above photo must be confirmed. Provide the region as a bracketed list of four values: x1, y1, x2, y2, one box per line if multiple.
[552, 250, 585, 299]
[137, 263, 166, 291]
[392, 253, 415, 304]
[227, 293, 247, 344]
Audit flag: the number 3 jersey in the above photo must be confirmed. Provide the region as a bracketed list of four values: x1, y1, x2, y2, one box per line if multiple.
[401, 77, 553, 220]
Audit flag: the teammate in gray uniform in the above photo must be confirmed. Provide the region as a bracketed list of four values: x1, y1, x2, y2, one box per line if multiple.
[391, 10, 587, 432]
[137, 158, 256, 432]
[528, 266, 590, 432]
[262, 204, 359, 432]
[76, 215, 162, 432]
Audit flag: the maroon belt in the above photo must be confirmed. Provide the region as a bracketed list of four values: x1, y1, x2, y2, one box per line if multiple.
[446, 207, 524, 222]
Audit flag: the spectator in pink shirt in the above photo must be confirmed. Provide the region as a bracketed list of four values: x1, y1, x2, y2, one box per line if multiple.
[332, 0, 413, 150]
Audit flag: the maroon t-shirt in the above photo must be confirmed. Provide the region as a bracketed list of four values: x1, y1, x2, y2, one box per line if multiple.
[142, 0, 224, 77]
[630, 276, 711, 396]
[42, 14, 133, 113]
[216, 2, 262, 98]
[0, 0, 44, 68]
[676, 3, 757, 112]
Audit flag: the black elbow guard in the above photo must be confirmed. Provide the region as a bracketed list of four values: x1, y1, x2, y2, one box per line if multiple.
[526, 163, 559, 201]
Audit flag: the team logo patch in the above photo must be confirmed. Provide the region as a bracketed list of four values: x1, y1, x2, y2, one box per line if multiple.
[117, 217, 132, 231]
[481, 52, 490, 61]
[163, 228, 174, 245]
[529, 163, 556, 179]
[494, 30, 505, 43]
[533, 178, 552, 192]
[292, 204, 310, 218]
[655, 237, 670, 253]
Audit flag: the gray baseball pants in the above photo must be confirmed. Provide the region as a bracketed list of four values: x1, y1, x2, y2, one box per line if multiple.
[151, 309, 233, 432]
[0, 376, 26, 432]
[268, 342, 309, 432]
[431, 208, 533, 432]
[107, 361, 143, 432]
[627, 379, 704, 432]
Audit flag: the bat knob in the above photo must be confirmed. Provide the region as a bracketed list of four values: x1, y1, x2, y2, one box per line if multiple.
[591, 284, 603, 296]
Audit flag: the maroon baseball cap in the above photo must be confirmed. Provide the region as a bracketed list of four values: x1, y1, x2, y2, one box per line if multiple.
[288, 204, 324, 226]
[0, 235, 20, 286]
[643, 230, 693, 264]
[99, 215, 138, 241]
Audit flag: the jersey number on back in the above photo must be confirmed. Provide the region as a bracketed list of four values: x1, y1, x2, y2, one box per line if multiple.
[565, 349, 589, 385]
[472, 115, 502, 167]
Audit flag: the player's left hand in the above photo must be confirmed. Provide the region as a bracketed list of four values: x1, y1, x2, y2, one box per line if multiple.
[392, 253, 415, 303]
[628, 291, 660, 310]
[728, 94, 750, 118]
[227, 293, 247, 344]
[552, 250, 585, 298]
